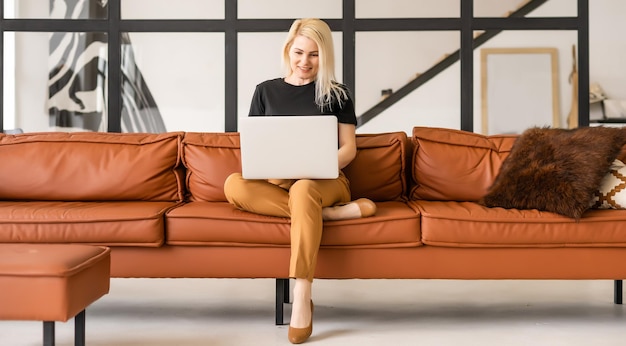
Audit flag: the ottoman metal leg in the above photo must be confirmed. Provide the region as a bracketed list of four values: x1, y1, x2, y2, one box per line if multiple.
[43, 321, 55, 346]
[42, 309, 86, 346]
[75, 310, 86, 346]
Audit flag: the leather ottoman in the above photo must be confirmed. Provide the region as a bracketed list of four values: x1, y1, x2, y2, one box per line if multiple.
[0, 244, 111, 346]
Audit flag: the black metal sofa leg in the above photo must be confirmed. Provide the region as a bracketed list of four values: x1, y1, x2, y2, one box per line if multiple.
[43, 321, 55, 346]
[276, 278, 290, 325]
[615, 280, 623, 304]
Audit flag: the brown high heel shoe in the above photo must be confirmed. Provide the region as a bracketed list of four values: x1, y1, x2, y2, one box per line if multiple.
[288, 300, 314, 344]
[355, 198, 377, 218]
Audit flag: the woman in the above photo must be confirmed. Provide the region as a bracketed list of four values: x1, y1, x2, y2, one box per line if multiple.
[223, 18, 376, 344]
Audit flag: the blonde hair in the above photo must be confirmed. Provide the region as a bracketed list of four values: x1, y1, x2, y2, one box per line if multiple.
[282, 18, 348, 111]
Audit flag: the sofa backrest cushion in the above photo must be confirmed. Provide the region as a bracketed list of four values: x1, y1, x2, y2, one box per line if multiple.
[183, 132, 241, 202]
[411, 127, 517, 201]
[343, 132, 409, 202]
[0, 132, 184, 202]
[182, 131, 409, 202]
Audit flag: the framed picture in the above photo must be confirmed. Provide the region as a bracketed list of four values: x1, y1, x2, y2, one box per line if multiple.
[480, 47, 561, 135]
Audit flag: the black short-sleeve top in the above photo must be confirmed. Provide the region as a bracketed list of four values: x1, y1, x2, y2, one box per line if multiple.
[248, 78, 357, 125]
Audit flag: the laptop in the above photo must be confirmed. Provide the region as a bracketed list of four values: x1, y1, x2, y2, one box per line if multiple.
[239, 115, 339, 179]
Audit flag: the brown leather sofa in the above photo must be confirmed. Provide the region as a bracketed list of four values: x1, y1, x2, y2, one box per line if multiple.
[1, 127, 626, 324]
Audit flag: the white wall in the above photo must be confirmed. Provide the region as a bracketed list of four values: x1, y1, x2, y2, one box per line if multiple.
[127, 32, 226, 132]
[589, 0, 626, 100]
[6, 0, 626, 135]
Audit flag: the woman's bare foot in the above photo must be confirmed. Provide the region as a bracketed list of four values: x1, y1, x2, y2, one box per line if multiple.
[322, 198, 377, 221]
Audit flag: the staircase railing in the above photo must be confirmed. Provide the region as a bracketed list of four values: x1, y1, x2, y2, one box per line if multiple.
[357, 0, 550, 128]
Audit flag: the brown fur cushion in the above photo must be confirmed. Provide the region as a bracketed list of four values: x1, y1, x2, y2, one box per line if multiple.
[480, 126, 626, 219]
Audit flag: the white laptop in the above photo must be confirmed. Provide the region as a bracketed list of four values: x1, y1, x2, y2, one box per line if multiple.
[239, 115, 339, 179]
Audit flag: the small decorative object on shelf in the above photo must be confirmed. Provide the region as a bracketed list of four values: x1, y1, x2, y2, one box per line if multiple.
[590, 83, 608, 104]
[380, 89, 393, 101]
[589, 83, 626, 126]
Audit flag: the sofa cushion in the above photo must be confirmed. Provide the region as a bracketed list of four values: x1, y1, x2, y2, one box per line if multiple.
[182, 131, 410, 202]
[165, 201, 421, 248]
[0, 201, 177, 247]
[413, 200, 626, 248]
[344, 132, 409, 201]
[411, 127, 516, 201]
[182, 132, 241, 202]
[481, 126, 626, 219]
[0, 132, 184, 202]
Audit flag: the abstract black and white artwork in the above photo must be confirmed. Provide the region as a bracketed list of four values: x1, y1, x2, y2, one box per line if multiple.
[47, 0, 166, 132]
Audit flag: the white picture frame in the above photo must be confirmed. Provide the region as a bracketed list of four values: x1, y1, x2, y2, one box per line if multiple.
[480, 47, 561, 135]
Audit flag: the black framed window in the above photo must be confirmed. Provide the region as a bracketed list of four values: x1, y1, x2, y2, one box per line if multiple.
[0, 0, 589, 133]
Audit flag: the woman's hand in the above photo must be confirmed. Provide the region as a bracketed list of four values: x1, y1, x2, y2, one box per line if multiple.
[267, 179, 296, 190]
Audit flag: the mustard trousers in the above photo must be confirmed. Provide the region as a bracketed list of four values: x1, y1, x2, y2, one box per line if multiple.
[223, 172, 351, 281]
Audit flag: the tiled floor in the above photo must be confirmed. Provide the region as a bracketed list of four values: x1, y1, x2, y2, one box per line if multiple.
[1, 278, 625, 345]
